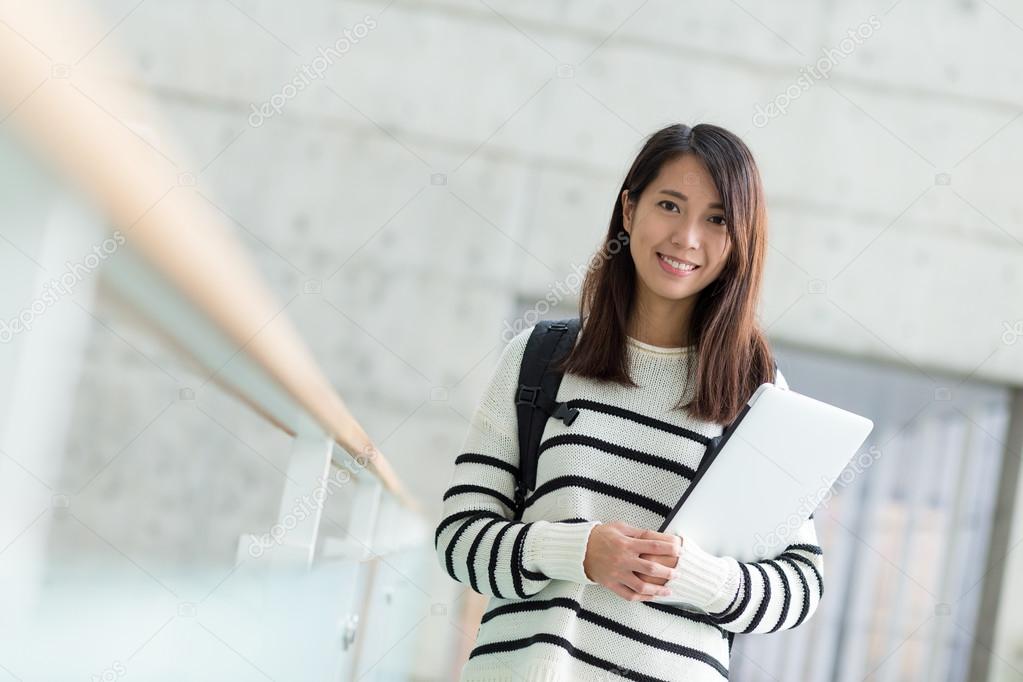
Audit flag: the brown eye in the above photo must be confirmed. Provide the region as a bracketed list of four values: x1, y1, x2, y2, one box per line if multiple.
[658, 200, 679, 213]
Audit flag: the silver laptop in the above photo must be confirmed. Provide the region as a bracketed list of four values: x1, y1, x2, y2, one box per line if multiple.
[659, 382, 874, 563]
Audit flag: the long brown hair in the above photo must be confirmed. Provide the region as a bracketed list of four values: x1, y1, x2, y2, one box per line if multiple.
[558, 122, 774, 425]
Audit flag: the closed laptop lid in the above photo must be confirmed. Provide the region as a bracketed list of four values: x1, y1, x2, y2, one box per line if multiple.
[660, 383, 874, 563]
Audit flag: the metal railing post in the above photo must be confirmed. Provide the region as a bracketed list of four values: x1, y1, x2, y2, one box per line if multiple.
[268, 434, 334, 567]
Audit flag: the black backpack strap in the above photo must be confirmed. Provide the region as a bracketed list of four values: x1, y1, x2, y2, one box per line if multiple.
[512, 318, 582, 519]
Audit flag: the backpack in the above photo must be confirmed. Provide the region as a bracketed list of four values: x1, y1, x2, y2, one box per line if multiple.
[512, 318, 583, 520]
[510, 317, 779, 521]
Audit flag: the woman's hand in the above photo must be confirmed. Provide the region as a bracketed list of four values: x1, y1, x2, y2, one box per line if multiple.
[634, 528, 683, 586]
[583, 521, 681, 601]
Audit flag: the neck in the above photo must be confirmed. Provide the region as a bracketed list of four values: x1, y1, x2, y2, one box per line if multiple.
[628, 293, 697, 347]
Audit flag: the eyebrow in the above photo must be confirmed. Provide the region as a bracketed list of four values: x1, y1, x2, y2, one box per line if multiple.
[658, 189, 724, 211]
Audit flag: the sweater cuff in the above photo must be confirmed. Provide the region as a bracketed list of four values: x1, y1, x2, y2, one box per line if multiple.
[522, 520, 601, 585]
[656, 533, 741, 613]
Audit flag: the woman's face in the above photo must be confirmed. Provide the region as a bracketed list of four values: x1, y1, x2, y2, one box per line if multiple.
[621, 154, 732, 312]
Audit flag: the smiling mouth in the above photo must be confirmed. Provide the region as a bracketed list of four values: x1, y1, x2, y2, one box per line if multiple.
[657, 253, 700, 273]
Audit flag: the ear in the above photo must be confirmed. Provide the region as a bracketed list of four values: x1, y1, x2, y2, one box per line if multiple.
[621, 189, 632, 233]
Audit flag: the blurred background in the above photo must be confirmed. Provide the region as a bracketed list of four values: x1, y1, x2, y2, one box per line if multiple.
[1, 1, 1022, 680]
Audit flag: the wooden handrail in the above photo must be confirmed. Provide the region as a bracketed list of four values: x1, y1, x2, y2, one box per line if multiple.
[0, 4, 420, 515]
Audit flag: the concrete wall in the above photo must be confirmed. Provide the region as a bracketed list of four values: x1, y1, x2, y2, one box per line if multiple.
[2, 0, 1022, 679]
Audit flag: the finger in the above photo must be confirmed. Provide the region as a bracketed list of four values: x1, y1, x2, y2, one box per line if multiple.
[627, 575, 668, 596]
[634, 558, 676, 580]
[611, 585, 640, 601]
[646, 530, 683, 547]
[634, 571, 668, 587]
[612, 573, 659, 601]
[639, 552, 675, 567]
[631, 538, 681, 556]
[620, 585, 655, 602]
[609, 583, 639, 601]
[613, 523, 646, 538]
[634, 570, 668, 587]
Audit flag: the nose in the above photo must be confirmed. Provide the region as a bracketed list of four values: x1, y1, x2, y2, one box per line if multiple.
[671, 217, 703, 249]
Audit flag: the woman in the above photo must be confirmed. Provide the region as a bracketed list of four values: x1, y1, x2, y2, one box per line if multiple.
[435, 123, 824, 681]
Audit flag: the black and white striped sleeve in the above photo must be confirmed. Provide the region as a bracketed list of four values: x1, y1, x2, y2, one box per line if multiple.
[434, 328, 601, 599]
[654, 517, 825, 634]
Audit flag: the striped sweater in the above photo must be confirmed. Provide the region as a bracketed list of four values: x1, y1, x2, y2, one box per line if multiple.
[435, 324, 824, 681]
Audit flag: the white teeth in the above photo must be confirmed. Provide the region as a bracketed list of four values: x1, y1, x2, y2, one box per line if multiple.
[659, 254, 697, 271]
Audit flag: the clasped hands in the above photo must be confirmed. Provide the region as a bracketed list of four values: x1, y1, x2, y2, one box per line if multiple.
[582, 520, 684, 602]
